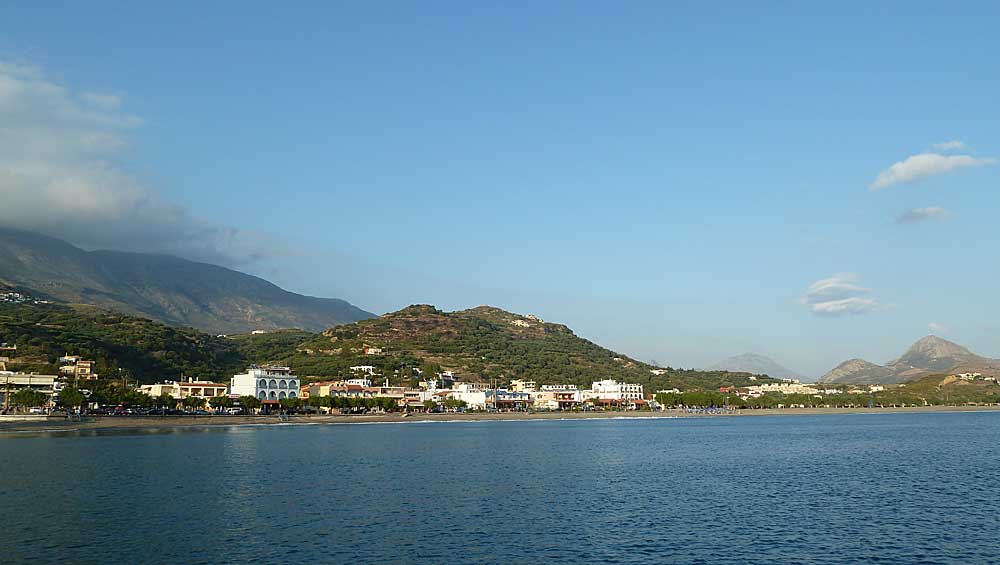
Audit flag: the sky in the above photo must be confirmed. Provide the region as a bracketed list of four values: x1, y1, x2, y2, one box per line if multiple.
[1, 1, 998, 378]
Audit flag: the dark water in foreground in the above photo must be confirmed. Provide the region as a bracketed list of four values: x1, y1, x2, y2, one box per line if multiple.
[2, 413, 1000, 564]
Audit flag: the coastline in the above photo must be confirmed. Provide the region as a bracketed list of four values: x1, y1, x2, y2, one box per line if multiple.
[2, 404, 1000, 435]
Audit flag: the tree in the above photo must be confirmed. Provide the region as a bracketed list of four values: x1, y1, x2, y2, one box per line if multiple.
[58, 387, 86, 410]
[239, 395, 261, 414]
[278, 397, 299, 412]
[442, 397, 467, 411]
[12, 389, 48, 409]
[182, 396, 206, 411]
[157, 393, 176, 409]
[209, 396, 232, 411]
[422, 399, 438, 412]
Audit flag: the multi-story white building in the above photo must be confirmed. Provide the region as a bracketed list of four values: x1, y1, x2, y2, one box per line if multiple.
[230, 366, 299, 402]
[589, 379, 644, 401]
[139, 378, 229, 403]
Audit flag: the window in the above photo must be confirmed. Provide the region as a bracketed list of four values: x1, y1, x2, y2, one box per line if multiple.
[258, 379, 267, 388]
[278, 391, 286, 399]
[279, 380, 287, 389]
[257, 391, 266, 400]
[289, 392, 297, 398]
[269, 379, 278, 388]
[269, 391, 277, 400]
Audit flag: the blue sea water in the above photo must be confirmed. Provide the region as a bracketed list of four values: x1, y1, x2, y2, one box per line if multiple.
[1, 413, 1000, 564]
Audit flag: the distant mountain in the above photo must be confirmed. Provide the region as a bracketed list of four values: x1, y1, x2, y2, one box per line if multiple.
[0, 227, 373, 334]
[886, 336, 986, 374]
[706, 353, 805, 381]
[818, 359, 896, 385]
[819, 336, 1000, 384]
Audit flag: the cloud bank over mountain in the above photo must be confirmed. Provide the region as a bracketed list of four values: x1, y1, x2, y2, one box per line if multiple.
[0, 61, 276, 267]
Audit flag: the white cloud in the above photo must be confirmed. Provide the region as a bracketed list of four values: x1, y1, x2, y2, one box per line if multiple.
[896, 206, 952, 224]
[928, 322, 947, 333]
[870, 152, 995, 190]
[932, 140, 965, 152]
[0, 60, 276, 266]
[802, 273, 879, 316]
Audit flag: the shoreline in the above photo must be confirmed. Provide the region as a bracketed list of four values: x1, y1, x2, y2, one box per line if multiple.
[2, 405, 1000, 435]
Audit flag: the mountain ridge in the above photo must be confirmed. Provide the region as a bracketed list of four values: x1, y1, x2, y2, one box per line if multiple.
[0, 227, 374, 334]
[706, 353, 805, 381]
[819, 336, 1000, 384]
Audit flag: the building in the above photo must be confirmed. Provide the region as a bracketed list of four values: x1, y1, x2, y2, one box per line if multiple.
[0, 373, 59, 408]
[139, 378, 229, 403]
[230, 366, 300, 405]
[509, 379, 537, 393]
[363, 346, 383, 356]
[486, 389, 533, 410]
[448, 382, 490, 409]
[533, 387, 582, 410]
[59, 356, 98, 382]
[589, 379, 644, 401]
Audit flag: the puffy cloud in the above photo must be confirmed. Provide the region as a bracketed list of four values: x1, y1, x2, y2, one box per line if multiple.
[0, 60, 275, 266]
[802, 273, 879, 316]
[895, 206, 951, 224]
[928, 322, 947, 333]
[932, 140, 965, 152]
[870, 152, 995, 190]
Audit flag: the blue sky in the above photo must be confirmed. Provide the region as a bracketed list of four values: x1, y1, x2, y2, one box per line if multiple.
[1, 1, 998, 377]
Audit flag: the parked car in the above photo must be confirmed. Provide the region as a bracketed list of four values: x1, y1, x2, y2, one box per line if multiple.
[225, 407, 244, 415]
[29, 407, 46, 415]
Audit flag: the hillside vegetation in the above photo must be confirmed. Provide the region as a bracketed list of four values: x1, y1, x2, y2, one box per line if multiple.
[266, 304, 774, 390]
[2, 301, 777, 391]
[0, 301, 243, 381]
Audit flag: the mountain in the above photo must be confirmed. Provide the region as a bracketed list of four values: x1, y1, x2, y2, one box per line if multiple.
[886, 336, 987, 374]
[818, 359, 896, 385]
[0, 228, 373, 334]
[706, 353, 805, 381]
[819, 336, 1000, 384]
[245, 304, 777, 390]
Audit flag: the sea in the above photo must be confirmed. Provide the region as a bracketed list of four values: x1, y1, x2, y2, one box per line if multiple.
[1, 412, 999, 564]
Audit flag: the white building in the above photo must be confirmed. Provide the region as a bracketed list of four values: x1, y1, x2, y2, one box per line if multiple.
[230, 366, 299, 403]
[139, 378, 229, 403]
[449, 382, 489, 409]
[589, 379, 644, 401]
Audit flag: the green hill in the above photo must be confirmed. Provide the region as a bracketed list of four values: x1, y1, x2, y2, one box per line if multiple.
[245, 304, 774, 390]
[1, 300, 774, 392]
[0, 300, 243, 382]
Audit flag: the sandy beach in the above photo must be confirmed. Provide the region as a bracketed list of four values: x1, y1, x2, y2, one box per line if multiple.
[2, 405, 999, 435]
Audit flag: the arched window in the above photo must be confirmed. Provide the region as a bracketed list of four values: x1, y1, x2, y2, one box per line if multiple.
[289, 391, 297, 398]
[278, 391, 287, 399]
[278, 380, 287, 389]
[290, 380, 298, 389]
[257, 391, 266, 400]
[258, 379, 267, 388]
[269, 391, 277, 400]
[269, 379, 278, 388]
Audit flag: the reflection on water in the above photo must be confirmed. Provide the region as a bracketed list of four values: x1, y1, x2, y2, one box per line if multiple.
[2, 413, 1000, 564]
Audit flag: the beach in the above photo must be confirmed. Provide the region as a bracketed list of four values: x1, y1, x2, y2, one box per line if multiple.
[2, 404, 999, 434]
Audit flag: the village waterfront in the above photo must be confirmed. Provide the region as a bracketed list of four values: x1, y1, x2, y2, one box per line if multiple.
[2, 412, 1000, 564]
